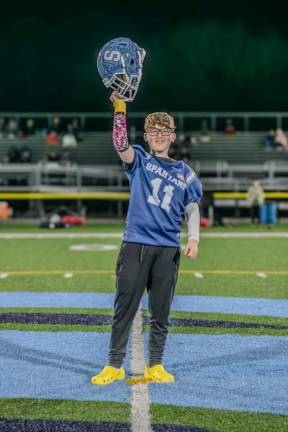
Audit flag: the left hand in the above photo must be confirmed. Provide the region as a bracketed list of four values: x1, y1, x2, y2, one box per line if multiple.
[183, 239, 198, 259]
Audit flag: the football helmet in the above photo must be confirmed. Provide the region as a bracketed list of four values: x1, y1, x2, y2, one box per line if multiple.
[97, 37, 146, 101]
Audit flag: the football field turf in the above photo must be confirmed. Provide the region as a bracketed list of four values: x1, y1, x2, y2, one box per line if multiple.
[0, 224, 288, 431]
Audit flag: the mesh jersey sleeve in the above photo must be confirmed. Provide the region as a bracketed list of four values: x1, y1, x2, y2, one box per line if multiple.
[123, 144, 148, 179]
[183, 166, 203, 206]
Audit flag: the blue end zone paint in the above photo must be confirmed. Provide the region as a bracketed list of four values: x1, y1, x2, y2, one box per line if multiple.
[147, 333, 288, 416]
[1, 292, 288, 317]
[1, 313, 287, 330]
[0, 420, 131, 432]
[0, 331, 130, 402]
[0, 420, 214, 432]
[1, 331, 288, 415]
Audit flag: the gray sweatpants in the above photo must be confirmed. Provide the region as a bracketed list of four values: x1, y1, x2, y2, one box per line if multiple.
[108, 241, 180, 368]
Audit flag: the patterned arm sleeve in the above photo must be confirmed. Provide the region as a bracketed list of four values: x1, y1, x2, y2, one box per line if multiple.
[113, 112, 129, 153]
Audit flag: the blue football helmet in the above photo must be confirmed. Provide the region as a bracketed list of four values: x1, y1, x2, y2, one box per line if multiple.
[97, 37, 146, 102]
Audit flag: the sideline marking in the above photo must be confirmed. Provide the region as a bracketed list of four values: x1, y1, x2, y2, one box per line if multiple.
[130, 309, 152, 432]
[3, 269, 288, 276]
[1, 231, 288, 239]
[70, 244, 118, 251]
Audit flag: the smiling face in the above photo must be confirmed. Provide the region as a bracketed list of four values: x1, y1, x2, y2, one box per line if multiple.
[144, 113, 176, 157]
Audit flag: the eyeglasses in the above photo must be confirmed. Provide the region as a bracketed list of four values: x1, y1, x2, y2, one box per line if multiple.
[146, 127, 174, 136]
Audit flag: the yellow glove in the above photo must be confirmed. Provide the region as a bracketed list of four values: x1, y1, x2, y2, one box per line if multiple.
[110, 91, 126, 113]
[113, 98, 126, 113]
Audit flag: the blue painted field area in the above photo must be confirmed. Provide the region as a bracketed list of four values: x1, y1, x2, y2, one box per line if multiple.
[1, 331, 287, 415]
[150, 333, 288, 415]
[1, 292, 288, 317]
[0, 331, 130, 403]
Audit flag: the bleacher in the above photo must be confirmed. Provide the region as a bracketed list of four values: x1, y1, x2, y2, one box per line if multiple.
[1, 131, 288, 167]
[189, 132, 288, 164]
[0, 133, 118, 166]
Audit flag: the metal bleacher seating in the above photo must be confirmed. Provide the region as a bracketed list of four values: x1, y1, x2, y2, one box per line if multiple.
[1, 131, 288, 183]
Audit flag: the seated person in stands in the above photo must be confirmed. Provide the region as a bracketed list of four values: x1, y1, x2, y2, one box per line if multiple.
[69, 119, 82, 142]
[46, 130, 59, 145]
[4, 145, 20, 163]
[199, 119, 211, 143]
[224, 118, 236, 134]
[47, 150, 60, 162]
[6, 118, 18, 139]
[62, 131, 77, 148]
[179, 135, 192, 163]
[263, 129, 275, 148]
[0, 118, 5, 138]
[274, 128, 288, 151]
[52, 117, 63, 134]
[19, 145, 32, 163]
[22, 118, 35, 136]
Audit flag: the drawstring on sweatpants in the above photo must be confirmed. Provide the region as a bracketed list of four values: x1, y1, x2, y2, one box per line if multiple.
[139, 245, 145, 263]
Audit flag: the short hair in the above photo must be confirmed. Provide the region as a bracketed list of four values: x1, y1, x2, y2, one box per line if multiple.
[144, 112, 176, 130]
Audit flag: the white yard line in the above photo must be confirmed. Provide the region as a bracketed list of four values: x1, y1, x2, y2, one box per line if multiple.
[130, 308, 152, 432]
[1, 231, 288, 239]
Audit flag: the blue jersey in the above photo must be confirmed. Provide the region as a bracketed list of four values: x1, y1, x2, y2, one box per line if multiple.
[122, 145, 202, 247]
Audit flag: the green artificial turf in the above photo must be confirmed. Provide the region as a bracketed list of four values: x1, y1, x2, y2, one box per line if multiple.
[0, 398, 130, 423]
[0, 225, 287, 430]
[151, 404, 288, 432]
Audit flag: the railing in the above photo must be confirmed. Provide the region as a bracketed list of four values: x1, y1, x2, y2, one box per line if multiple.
[1, 163, 288, 193]
[2, 112, 288, 131]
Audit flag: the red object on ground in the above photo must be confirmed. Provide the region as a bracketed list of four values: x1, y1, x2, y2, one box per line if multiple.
[200, 217, 210, 228]
[61, 215, 86, 225]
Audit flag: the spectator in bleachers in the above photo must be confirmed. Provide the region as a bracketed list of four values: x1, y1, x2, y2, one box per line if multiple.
[0, 118, 5, 138]
[22, 118, 35, 136]
[274, 128, 288, 151]
[47, 149, 60, 162]
[52, 117, 63, 134]
[263, 129, 275, 149]
[4, 145, 20, 163]
[224, 118, 236, 134]
[179, 135, 192, 163]
[199, 119, 211, 143]
[46, 130, 59, 145]
[62, 131, 77, 149]
[69, 118, 82, 142]
[19, 145, 32, 163]
[6, 118, 18, 139]
[247, 180, 265, 225]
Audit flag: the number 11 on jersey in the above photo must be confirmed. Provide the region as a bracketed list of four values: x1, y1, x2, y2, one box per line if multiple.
[148, 178, 174, 213]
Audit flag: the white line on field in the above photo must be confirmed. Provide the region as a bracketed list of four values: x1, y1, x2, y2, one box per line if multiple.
[130, 308, 152, 432]
[1, 232, 288, 239]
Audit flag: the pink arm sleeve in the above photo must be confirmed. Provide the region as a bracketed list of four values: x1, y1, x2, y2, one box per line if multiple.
[113, 112, 129, 152]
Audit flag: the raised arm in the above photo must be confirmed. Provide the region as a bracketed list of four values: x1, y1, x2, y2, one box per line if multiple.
[110, 91, 135, 164]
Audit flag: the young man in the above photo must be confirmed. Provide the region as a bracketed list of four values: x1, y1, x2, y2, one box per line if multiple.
[91, 91, 202, 385]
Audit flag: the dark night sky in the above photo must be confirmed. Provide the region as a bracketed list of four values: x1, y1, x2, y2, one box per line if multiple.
[1, 0, 288, 112]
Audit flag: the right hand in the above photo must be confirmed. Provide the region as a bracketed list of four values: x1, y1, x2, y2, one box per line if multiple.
[110, 91, 123, 104]
[110, 91, 126, 113]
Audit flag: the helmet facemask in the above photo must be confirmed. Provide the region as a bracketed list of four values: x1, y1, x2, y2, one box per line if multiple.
[104, 72, 141, 102]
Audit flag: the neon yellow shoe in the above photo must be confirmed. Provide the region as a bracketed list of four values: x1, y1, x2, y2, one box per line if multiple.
[143, 364, 175, 383]
[91, 365, 125, 385]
